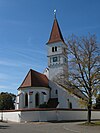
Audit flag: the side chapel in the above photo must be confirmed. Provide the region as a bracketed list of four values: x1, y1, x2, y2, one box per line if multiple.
[15, 14, 87, 110]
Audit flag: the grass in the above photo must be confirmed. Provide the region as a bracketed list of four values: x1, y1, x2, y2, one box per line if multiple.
[80, 121, 100, 126]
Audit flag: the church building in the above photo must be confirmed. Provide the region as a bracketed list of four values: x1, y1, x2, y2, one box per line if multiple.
[15, 14, 87, 110]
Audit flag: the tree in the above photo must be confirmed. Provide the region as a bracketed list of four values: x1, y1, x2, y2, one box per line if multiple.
[55, 34, 100, 123]
[0, 92, 16, 110]
[94, 94, 100, 109]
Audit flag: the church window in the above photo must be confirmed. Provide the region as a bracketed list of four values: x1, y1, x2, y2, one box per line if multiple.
[55, 46, 57, 51]
[52, 47, 57, 52]
[52, 47, 54, 52]
[53, 57, 57, 62]
[67, 99, 72, 109]
[25, 93, 28, 107]
[50, 58, 52, 63]
[42, 92, 47, 95]
[35, 93, 39, 107]
[55, 90, 58, 94]
[69, 102, 72, 109]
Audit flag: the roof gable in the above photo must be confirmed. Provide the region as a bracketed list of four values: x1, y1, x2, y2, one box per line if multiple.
[19, 69, 49, 89]
[47, 18, 65, 44]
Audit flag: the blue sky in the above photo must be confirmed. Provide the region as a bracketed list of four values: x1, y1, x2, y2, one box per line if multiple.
[0, 0, 100, 94]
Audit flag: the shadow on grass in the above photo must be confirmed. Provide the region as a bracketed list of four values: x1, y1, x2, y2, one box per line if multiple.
[79, 121, 100, 126]
[48, 120, 87, 123]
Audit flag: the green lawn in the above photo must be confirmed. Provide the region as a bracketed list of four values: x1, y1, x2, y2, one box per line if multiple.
[80, 121, 100, 126]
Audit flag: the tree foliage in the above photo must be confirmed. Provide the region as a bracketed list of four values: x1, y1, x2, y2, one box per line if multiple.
[55, 34, 100, 123]
[0, 92, 16, 110]
[67, 34, 100, 123]
[68, 34, 100, 122]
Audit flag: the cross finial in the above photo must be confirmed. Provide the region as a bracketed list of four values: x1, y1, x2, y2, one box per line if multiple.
[54, 9, 57, 19]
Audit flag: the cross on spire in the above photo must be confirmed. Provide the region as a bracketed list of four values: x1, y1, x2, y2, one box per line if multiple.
[54, 9, 57, 19]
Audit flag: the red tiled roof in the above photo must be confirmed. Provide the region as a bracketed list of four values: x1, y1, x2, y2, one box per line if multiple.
[19, 69, 49, 89]
[47, 18, 65, 44]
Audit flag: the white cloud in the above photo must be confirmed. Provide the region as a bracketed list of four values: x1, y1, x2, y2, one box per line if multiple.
[13, 47, 46, 56]
[0, 45, 46, 69]
[0, 58, 44, 72]
[0, 85, 7, 89]
[0, 85, 17, 94]
[0, 60, 18, 67]
[0, 58, 32, 67]
[0, 73, 10, 81]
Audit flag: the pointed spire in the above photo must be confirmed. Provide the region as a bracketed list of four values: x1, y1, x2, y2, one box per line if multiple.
[47, 11, 65, 44]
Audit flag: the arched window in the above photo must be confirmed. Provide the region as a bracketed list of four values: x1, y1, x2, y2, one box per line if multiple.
[35, 93, 39, 107]
[52, 47, 57, 52]
[55, 46, 57, 51]
[69, 102, 72, 109]
[25, 93, 28, 107]
[52, 47, 54, 52]
[67, 99, 72, 109]
[55, 90, 58, 94]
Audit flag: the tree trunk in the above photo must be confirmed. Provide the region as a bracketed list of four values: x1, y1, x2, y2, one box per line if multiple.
[87, 96, 92, 123]
[87, 105, 91, 123]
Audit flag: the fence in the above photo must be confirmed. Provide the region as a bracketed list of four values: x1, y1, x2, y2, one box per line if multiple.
[0, 108, 100, 122]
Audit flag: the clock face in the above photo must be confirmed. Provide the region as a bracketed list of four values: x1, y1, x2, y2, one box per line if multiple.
[53, 57, 57, 62]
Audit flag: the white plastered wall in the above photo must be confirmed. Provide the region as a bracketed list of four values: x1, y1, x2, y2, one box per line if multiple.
[16, 87, 50, 109]
[47, 42, 68, 81]
[0, 110, 100, 122]
[49, 80, 82, 109]
[0, 111, 21, 122]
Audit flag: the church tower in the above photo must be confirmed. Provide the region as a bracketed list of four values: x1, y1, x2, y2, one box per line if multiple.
[47, 13, 68, 81]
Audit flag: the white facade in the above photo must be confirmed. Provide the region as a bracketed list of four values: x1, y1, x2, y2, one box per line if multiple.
[16, 80, 83, 110]
[49, 81, 81, 109]
[47, 42, 68, 80]
[16, 87, 50, 109]
[43, 68, 49, 79]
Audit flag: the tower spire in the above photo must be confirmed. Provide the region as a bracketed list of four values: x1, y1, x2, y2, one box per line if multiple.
[47, 11, 65, 44]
